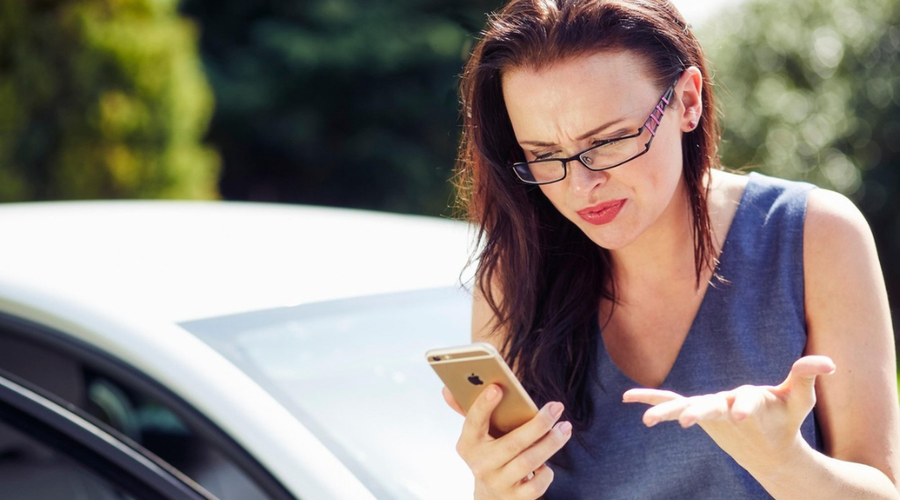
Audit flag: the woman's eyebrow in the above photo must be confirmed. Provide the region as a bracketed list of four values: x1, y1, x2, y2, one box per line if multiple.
[518, 117, 628, 147]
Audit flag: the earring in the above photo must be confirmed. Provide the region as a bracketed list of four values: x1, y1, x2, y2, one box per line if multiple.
[687, 111, 699, 130]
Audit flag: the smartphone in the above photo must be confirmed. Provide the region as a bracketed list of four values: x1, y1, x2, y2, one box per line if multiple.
[426, 342, 538, 437]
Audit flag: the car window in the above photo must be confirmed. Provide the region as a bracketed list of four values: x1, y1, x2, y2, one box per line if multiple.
[0, 369, 217, 500]
[182, 287, 474, 500]
[0, 317, 293, 500]
[0, 418, 135, 500]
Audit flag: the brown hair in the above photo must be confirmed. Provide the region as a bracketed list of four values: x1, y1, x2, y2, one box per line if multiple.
[454, 0, 720, 427]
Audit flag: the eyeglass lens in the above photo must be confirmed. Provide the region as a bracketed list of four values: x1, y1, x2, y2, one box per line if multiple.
[523, 136, 646, 183]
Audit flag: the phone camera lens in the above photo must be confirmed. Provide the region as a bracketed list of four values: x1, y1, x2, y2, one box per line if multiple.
[431, 356, 441, 362]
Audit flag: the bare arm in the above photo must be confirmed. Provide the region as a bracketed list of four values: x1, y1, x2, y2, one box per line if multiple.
[758, 188, 900, 499]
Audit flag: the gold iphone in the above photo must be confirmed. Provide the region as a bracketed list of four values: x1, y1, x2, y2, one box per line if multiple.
[426, 342, 538, 437]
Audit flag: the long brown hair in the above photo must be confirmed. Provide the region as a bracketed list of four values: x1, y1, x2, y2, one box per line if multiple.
[454, 0, 720, 428]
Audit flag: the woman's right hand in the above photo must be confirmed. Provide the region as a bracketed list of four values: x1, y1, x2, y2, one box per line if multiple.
[442, 384, 572, 500]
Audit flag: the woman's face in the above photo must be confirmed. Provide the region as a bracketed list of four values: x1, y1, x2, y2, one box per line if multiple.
[501, 51, 700, 251]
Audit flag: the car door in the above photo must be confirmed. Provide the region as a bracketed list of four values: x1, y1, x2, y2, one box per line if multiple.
[0, 313, 295, 500]
[0, 370, 215, 500]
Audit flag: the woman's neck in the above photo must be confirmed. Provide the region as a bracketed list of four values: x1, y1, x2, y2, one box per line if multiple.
[608, 178, 700, 290]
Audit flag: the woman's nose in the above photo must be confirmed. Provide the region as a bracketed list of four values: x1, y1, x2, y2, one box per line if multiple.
[566, 158, 608, 195]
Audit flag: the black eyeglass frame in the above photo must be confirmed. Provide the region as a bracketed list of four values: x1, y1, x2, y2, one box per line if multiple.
[510, 78, 680, 185]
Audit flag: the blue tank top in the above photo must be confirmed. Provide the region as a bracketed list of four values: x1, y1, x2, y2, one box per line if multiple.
[547, 173, 819, 499]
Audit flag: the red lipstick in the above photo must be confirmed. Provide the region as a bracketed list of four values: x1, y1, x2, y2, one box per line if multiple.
[576, 199, 626, 225]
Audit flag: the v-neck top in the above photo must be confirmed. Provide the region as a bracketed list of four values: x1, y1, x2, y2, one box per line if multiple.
[546, 173, 819, 499]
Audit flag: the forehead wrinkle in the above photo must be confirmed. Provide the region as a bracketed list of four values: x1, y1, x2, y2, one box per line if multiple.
[515, 94, 650, 148]
[518, 116, 630, 147]
[502, 52, 658, 148]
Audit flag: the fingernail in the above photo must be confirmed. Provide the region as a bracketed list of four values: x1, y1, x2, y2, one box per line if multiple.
[558, 421, 572, 436]
[486, 386, 499, 401]
[548, 402, 563, 417]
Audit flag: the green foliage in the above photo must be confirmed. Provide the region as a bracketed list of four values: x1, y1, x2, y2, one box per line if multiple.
[0, 0, 219, 201]
[702, 0, 900, 325]
[179, 0, 500, 215]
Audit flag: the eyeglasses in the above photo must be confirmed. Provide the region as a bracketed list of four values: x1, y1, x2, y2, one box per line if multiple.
[510, 79, 678, 185]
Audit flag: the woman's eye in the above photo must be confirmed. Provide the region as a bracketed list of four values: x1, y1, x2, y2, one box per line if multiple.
[533, 151, 558, 160]
[592, 137, 620, 147]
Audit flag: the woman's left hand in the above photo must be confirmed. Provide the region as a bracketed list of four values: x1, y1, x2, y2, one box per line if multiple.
[623, 355, 836, 477]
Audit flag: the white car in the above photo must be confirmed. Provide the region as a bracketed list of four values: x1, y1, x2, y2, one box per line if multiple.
[0, 201, 476, 500]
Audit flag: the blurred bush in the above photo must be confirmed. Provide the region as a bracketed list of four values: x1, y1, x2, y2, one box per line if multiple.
[179, 0, 499, 215]
[0, 0, 218, 201]
[703, 0, 900, 326]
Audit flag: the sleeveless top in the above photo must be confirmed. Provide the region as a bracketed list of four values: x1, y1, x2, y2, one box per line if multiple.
[547, 173, 819, 499]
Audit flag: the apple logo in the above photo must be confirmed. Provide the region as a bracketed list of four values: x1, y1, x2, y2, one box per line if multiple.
[468, 373, 484, 386]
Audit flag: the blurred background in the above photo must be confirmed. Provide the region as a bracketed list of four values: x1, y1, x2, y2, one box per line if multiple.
[0, 0, 897, 335]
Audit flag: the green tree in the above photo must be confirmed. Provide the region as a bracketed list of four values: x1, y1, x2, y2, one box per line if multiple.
[0, 0, 218, 200]
[703, 0, 900, 330]
[179, 0, 499, 215]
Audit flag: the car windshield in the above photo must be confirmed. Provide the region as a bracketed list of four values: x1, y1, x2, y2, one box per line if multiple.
[180, 287, 474, 500]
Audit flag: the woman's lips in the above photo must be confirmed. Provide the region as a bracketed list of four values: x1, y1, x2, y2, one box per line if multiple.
[576, 199, 626, 225]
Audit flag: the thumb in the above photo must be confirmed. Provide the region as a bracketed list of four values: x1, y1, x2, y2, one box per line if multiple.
[780, 355, 836, 405]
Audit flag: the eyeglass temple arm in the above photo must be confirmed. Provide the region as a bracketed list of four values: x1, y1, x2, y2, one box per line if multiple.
[646, 83, 677, 137]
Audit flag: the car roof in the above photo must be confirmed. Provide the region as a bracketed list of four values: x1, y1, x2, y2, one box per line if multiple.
[0, 200, 474, 323]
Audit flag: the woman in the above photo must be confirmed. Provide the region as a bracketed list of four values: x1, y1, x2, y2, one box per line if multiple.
[443, 0, 900, 498]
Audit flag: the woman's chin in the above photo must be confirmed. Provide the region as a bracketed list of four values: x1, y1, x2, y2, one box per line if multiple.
[578, 224, 638, 251]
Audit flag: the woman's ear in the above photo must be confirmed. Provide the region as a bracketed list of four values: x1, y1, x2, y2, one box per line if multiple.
[678, 66, 703, 132]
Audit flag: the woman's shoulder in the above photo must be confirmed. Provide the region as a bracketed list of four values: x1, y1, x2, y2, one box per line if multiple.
[710, 169, 876, 279]
[805, 187, 872, 243]
[803, 187, 880, 302]
[717, 169, 874, 252]
[707, 169, 749, 206]
[706, 171, 875, 266]
[711, 169, 833, 227]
